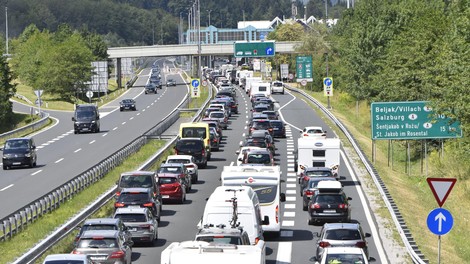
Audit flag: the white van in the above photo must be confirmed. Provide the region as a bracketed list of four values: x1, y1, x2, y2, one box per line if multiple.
[198, 186, 268, 245]
[221, 166, 286, 235]
[161, 240, 265, 264]
[295, 138, 341, 178]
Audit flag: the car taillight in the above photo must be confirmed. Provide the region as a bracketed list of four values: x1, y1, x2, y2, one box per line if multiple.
[202, 148, 205, 156]
[115, 192, 121, 196]
[338, 204, 348, 209]
[305, 190, 314, 196]
[142, 202, 155, 208]
[303, 133, 309, 137]
[114, 202, 125, 208]
[72, 250, 83, 254]
[311, 203, 321, 209]
[355, 241, 366, 248]
[110, 250, 125, 259]
[255, 237, 260, 244]
[186, 164, 194, 168]
[140, 224, 152, 229]
[319, 241, 331, 248]
[275, 205, 279, 223]
[213, 139, 217, 143]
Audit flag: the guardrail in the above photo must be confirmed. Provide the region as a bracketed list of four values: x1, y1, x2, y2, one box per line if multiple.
[285, 85, 428, 264]
[0, 111, 50, 143]
[10, 81, 214, 264]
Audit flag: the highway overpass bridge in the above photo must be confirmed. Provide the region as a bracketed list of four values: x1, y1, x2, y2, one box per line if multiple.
[108, 41, 301, 88]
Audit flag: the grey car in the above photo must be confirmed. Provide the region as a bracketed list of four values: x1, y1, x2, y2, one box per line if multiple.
[314, 222, 371, 259]
[114, 207, 158, 245]
[73, 230, 133, 264]
[74, 218, 132, 247]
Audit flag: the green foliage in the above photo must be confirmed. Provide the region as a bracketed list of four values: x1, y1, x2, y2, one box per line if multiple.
[0, 55, 16, 126]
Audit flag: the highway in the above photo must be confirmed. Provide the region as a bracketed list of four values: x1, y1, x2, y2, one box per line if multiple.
[125, 84, 389, 263]
[0, 59, 187, 219]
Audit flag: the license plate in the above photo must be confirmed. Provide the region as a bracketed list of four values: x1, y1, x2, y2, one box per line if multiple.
[324, 210, 336, 213]
[273, 128, 279, 130]
[129, 205, 141, 208]
[129, 228, 137, 232]
[82, 128, 89, 131]
[90, 257, 106, 261]
[162, 195, 170, 199]
[13, 162, 21, 165]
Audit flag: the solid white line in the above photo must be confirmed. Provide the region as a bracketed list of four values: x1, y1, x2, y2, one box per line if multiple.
[0, 184, 13, 191]
[31, 170, 42, 176]
[74, 148, 81, 153]
[89, 140, 96, 144]
[55, 158, 64, 163]
[341, 149, 389, 263]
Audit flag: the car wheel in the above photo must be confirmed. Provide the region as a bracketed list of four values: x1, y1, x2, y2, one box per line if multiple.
[74, 130, 78, 134]
[302, 201, 308, 211]
[308, 218, 315, 225]
[120, 109, 123, 112]
[180, 193, 185, 204]
[3, 165, 7, 170]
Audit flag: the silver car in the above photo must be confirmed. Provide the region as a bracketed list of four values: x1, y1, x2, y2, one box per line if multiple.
[165, 154, 199, 183]
[314, 222, 371, 259]
[72, 230, 132, 264]
[114, 208, 158, 245]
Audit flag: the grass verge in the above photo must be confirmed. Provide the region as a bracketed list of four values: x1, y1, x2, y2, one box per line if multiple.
[298, 88, 467, 263]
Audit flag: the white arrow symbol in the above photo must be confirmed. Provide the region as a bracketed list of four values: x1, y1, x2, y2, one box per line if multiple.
[435, 212, 446, 232]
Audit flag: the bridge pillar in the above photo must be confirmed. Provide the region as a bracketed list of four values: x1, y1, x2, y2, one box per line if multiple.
[116, 58, 122, 89]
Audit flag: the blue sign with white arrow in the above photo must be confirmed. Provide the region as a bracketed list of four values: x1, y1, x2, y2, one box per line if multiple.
[191, 79, 200, 88]
[265, 47, 274, 56]
[427, 208, 453, 235]
[324, 77, 333, 87]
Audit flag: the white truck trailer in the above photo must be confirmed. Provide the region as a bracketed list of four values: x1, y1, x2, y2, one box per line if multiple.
[161, 240, 266, 264]
[295, 138, 341, 178]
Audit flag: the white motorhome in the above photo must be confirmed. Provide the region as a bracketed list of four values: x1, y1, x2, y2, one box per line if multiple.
[295, 138, 341, 178]
[250, 82, 271, 98]
[161, 240, 265, 264]
[238, 70, 254, 88]
[221, 166, 286, 235]
[245, 77, 262, 95]
[198, 186, 269, 245]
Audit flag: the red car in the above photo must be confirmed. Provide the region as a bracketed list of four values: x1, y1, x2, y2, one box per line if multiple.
[158, 175, 186, 204]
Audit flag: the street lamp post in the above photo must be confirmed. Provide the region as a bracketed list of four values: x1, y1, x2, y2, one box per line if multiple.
[207, 9, 212, 27]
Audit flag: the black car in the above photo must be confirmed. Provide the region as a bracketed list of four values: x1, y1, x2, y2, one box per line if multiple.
[1, 137, 37, 170]
[145, 83, 157, 94]
[150, 76, 163, 89]
[308, 181, 352, 225]
[72, 104, 100, 134]
[120, 99, 136, 111]
[114, 187, 161, 222]
[174, 138, 208, 168]
[270, 120, 286, 138]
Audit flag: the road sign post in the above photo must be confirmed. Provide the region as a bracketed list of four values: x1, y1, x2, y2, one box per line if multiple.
[233, 41, 275, 58]
[296, 55, 313, 83]
[323, 77, 333, 109]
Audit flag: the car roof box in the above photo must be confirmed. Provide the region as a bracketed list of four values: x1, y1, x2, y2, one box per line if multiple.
[316, 180, 342, 191]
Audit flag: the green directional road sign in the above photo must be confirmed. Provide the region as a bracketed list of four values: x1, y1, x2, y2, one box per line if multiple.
[234, 41, 275, 58]
[371, 101, 462, 140]
[296, 55, 313, 82]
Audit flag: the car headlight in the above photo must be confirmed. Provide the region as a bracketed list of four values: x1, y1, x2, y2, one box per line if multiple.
[91, 121, 96, 124]
[25, 153, 31, 157]
[3, 153, 14, 158]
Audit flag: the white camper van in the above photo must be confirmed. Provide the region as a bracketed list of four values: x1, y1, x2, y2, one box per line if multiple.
[250, 82, 271, 98]
[198, 186, 268, 245]
[238, 70, 254, 88]
[295, 138, 341, 178]
[161, 240, 266, 264]
[245, 77, 262, 95]
[221, 166, 286, 235]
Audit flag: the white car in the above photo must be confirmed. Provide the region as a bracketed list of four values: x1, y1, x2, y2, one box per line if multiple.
[165, 154, 199, 183]
[235, 146, 262, 166]
[300, 126, 327, 139]
[271, 81, 284, 94]
[313, 247, 375, 264]
[43, 254, 91, 264]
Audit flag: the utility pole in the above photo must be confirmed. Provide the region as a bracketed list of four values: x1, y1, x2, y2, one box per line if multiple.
[4, 6, 9, 57]
[197, 0, 202, 79]
[207, 9, 212, 27]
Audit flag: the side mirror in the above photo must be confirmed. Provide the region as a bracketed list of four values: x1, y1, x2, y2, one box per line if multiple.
[72, 117, 76, 121]
[312, 231, 320, 237]
[238, 158, 242, 161]
[347, 197, 352, 201]
[280, 193, 286, 202]
[365, 232, 371, 238]
[235, 150, 240, 154]
[369, 257, 376, 262]
[262, 216, 270, 225]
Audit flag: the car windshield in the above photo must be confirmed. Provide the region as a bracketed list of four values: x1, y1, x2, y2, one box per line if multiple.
[253, 122, 270, 129]
[315, 195, 344, 204]
[324, 253, 365, 263]
[81, 224, 117, 232]
[4, 140, 29, 149]
[247, 154, 271, 164]
[246, 140, 267, 148]
[176, 140, 203, 151]
[119, 175, 153, 188]
[210, 112, 225, 118]
[325, 229, 362, 240]
[77, 238, 118, 248]
[75, 110, 95, 120]
[306, 170, 333, 177]
[158, 166, 182, 173]
[158, 177, 177, 184]
[167, 159, 189, 164]
[252, 185, 277, 204]
[118, 192, 148, 202]
[196, 236, 242, 245]
[122, 99, 133, 103]
[44, 261, 85, 264]
[115, 213, 147, 222]
[270, 122, 283, 128]
[182, 127, 207, 138]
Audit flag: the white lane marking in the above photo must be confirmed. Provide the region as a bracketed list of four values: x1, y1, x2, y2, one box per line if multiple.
[122, 122, 126, 125]
[286, 184, 296, 188]
[147, 106, 150, 109]
[287, 159, 295, 163]
[284, 211, 296, 217]
[287, 173, 296, 177]
[286, 190, 296, 195]
[277, 90, 301, 132]
[230, 161, 234, 166]
[285, 196, 296, 202]
[55, 158, 64, 163]
[47, 140, 54, 144]
[31, 170, 42, 176]
[89, 140, 96, 144]
[286, 178, 296, 182]
[281, 221, 295, 227]
[281, 231, 294, 237]
[341, 150, 388, 263]
[113, 127, 118, 131]
[102, 133, 108, 137]
[137, 113, 141, 116]
[74, 148, 82, 153]
[37, 146, 45, 149]
[0, 184, 14, 191]
[284, 204, 296, 209]
[129, 117, 134, 120]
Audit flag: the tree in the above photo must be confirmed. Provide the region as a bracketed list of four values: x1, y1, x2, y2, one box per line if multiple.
[0, 55, 16, 129]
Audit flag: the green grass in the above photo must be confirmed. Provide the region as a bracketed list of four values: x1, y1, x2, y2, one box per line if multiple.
[298, 88, 467, 263]
[0, 139, 166, 263]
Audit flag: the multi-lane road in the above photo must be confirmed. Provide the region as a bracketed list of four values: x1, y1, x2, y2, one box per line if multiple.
[2, 61, 396, 263]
